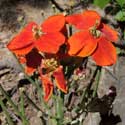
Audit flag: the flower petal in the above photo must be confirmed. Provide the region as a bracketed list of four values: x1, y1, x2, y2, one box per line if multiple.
[100, 23, 118, 42]
[53, 66, 67, 93]
[7, 22, 37, 55]
[18, 56, 26, 64]
[40, 74, 54, 102]
[66, 14, 85, 29]
[91, 37, 117, 66]
[68, 31, 97, 57]
[66, 10, 101, 29]
[76, 39, 98, 57]
[35, 32, 65, 54]
[41, 14, 65, 32]
[25, 49, 42, 75]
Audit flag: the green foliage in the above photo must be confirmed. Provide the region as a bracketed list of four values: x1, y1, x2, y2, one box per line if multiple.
[93, 0, 125, 22]
[115, 0, 125, 22]
[116, 0, 125, 7]
[93, 0, 110, 8]
[116, 47, 125, 55]
[115, 10, 125, 21]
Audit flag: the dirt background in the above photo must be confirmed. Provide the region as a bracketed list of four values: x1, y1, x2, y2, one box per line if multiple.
[0, 0, 125, 125]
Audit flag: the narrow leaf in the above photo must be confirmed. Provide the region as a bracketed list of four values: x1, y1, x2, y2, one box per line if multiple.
[94, 0, 110, 8]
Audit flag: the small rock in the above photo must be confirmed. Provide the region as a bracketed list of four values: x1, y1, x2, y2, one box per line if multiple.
[83, 113, 101, 125]
[30, 116, 43, 125]
[0, 48, 21, 72]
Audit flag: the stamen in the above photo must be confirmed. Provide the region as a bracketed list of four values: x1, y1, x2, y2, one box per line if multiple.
[42, 58, 59, 73]
[89, 20, 101, 38]
[89, 27, 101, 38]
[32, 25, 43, 39]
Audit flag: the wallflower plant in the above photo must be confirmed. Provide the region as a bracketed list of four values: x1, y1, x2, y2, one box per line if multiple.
[5, 10, 119, 125]
[7, 15, 67, 103]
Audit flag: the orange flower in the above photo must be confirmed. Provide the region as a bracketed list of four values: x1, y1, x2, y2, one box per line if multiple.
[39, 59, 67, 102]
[7, 14, 66, 55]
[66, 10, 118, 66]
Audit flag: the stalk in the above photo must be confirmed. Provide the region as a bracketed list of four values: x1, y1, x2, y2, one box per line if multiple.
[92, 67, 102, 98]
[56, 92, 64, 125]
[0, 98, 14, 125]
[19, 88, 29, 125]
[23, 91, 42, 111]
[0, 85, 26, 122]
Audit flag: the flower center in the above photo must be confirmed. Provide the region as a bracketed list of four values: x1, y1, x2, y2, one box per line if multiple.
[42, 58, 59, 74]
[89, 28, 101, 38]
[89, 20, 101, 38]
[32, 25, 43, 39]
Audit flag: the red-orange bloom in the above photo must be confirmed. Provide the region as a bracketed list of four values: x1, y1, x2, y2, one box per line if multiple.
[39, 59, 67, 102]
[40, 74, 54, 102]
[7, 14, 66, 55]
[53, 66, 67, 93]
[66, 10, 118, 66]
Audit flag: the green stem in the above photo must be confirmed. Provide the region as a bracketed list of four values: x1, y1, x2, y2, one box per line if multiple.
[13, 54, 52, 117]
[34, 78, 43, 104]
[92, 67, 102, 98]
[49, 118, 57, 125]
[24, 92, 58, 124]
[14, 54, 47, 107]
[13, 54, 48, 107]
[80, 88, 87, 106]
[0, 98, 14, 125]
[19, 88, 29, 125]
[79, 66, 100, 112]
[56, 92, 64, 125]
[23, 92, 42, 111]
[20, 89, 25, 116]
[0, 85, 25, 122]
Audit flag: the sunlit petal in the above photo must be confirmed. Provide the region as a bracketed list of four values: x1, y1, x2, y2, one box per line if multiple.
[53, 66, 67, 93]
[40, 74, 54, 102]
[66, 14, 85, 29]
[68, 31, 97, 57]
[66, 10, 101, 29]
[7, 22, 37, 55]
[18, 56, 26, 64]
[91, 37, 117, 66]
[41, 14, 65, 32]
[35, 32, 65, 54]
[100, 23, 118, 42]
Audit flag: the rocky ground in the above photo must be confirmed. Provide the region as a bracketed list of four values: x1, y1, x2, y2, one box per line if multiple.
[0, 0, 125, 125]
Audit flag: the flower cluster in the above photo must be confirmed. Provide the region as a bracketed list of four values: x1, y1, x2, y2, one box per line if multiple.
[66, 10, 118, 66]
[7, 10, 118, 102]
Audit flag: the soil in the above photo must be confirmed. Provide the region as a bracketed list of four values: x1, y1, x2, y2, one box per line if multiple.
[0, 0, 124, 125]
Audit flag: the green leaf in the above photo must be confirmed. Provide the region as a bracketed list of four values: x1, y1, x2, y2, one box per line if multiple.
[94, 0, 110, 8]
[115, 10, 125, 21]
[116, 0, 125, 7]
